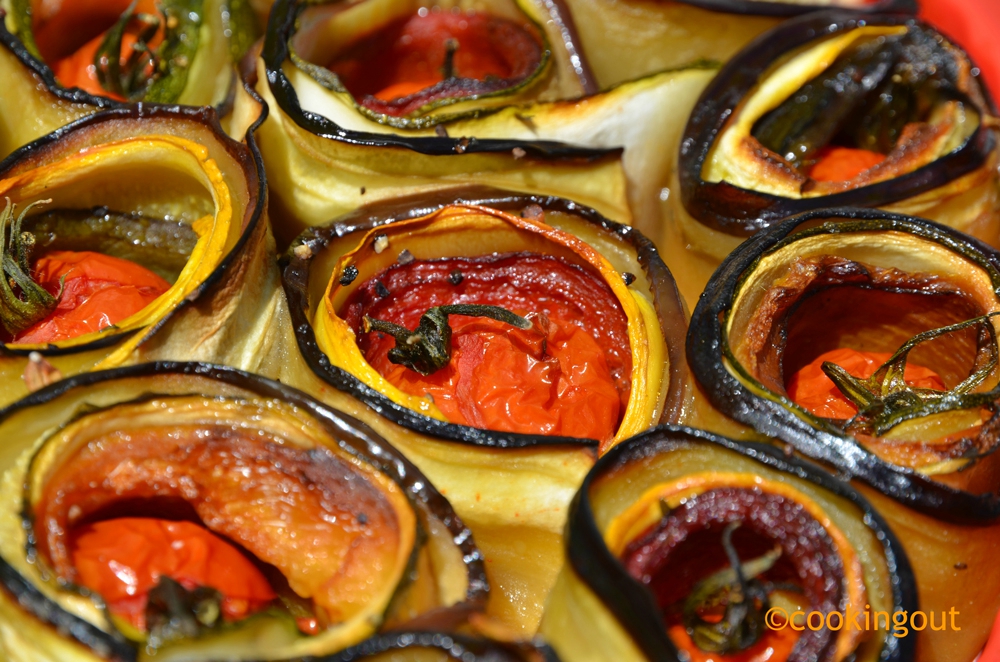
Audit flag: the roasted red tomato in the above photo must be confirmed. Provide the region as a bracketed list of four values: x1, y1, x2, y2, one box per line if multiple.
[11, 250, 170, 345]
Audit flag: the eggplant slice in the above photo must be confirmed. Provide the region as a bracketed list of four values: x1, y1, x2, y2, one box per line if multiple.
[539, 425, 916, 662]
[0, 362, 487, 662]
[0, 104, 286, 408]
[688, 209, 1000, 661]
[669, 11, 998, 305]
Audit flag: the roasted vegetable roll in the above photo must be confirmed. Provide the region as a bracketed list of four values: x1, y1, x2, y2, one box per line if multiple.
[540, 425, 916, 662]
[283, 189, 688, 452]
[564, 0, 916, 90]
[688, 209, 1000, 660]
[0, 362, 487, 662]
[0, 106, 283, 407]
[244, 0, 715, 244]
[670, 11, 999, 305]
[1, 0, 256, 106]
[276, 188, 689, 633]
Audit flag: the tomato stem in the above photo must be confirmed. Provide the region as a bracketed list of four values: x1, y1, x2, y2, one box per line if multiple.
[822, 312, 1000, 435]
[0, 198, 62, 336]
[145, 576, 223, 649]
[95, 0, 161, 100]
[363, 304, 532, 375]
[682, 523, 781, 654]
[441, 38, 459, 80]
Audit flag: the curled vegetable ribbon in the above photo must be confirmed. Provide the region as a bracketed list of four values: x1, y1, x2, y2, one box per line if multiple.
[822, 312, 1000, 435]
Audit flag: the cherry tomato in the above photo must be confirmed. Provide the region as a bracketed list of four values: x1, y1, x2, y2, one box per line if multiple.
[13, 250, 170, 345]
[347, 255, 631, 442]
[327, 11, 542, 115]
[39, 0, 163, 97]
[808, 146, 886, 182]
[787, 347, 946, 419]
[72, 518, 276, 632]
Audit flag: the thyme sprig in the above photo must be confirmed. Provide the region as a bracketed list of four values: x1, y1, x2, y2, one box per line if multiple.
[823, 313, 1000, 436]
[363, 304, 532, 375]
[0, 198, 60, 337]
[95, 0, 162, 100]
[683, 523, 782, 654]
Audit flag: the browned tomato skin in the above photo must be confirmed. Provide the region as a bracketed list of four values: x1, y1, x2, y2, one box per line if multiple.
[33, 423, 401, 623]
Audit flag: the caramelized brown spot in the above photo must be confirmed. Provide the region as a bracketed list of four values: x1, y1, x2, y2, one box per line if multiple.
[34, 423, 402, 623]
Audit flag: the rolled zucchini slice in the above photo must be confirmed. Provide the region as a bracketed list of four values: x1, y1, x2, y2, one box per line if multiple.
[688, 209, 1000, 660]
[245, 0, 716, 244]
[0, 362, 487, 662]
[563, 0, 916, 90]
[670, 11, 999, 303]
[539, 425, 916, 662]
[283, 188, 688, 452]
[0, 105, 282, 407]
[276, 188, 688, 634]
[1, 0, 256, 106]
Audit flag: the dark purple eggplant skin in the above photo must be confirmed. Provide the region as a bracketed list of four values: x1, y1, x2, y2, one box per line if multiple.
[261, 0, 616, 159]
[687, 207, 1000, 523]
[280, 187, 689, 449]
[678, 11, 995, 237]
[317, 631, 562, 661]
[0, 361, 490, 662]
[676, 0, 916, 17]
[564, 424, 917, 662]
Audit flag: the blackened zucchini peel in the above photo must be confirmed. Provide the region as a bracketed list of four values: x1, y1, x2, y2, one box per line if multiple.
[246, 1, 716, 243]
[0, 104, 285, 407]
[539, 424, 916, 662]
[318, 632, 561, 661]
[677, 12, 999, 261]
[281, 188, 689, 452]
[1, 0, 256, 107]
[677, 0, 916, 17]
[0, 362, 488, 662]
[688, 208, 1000, 522]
